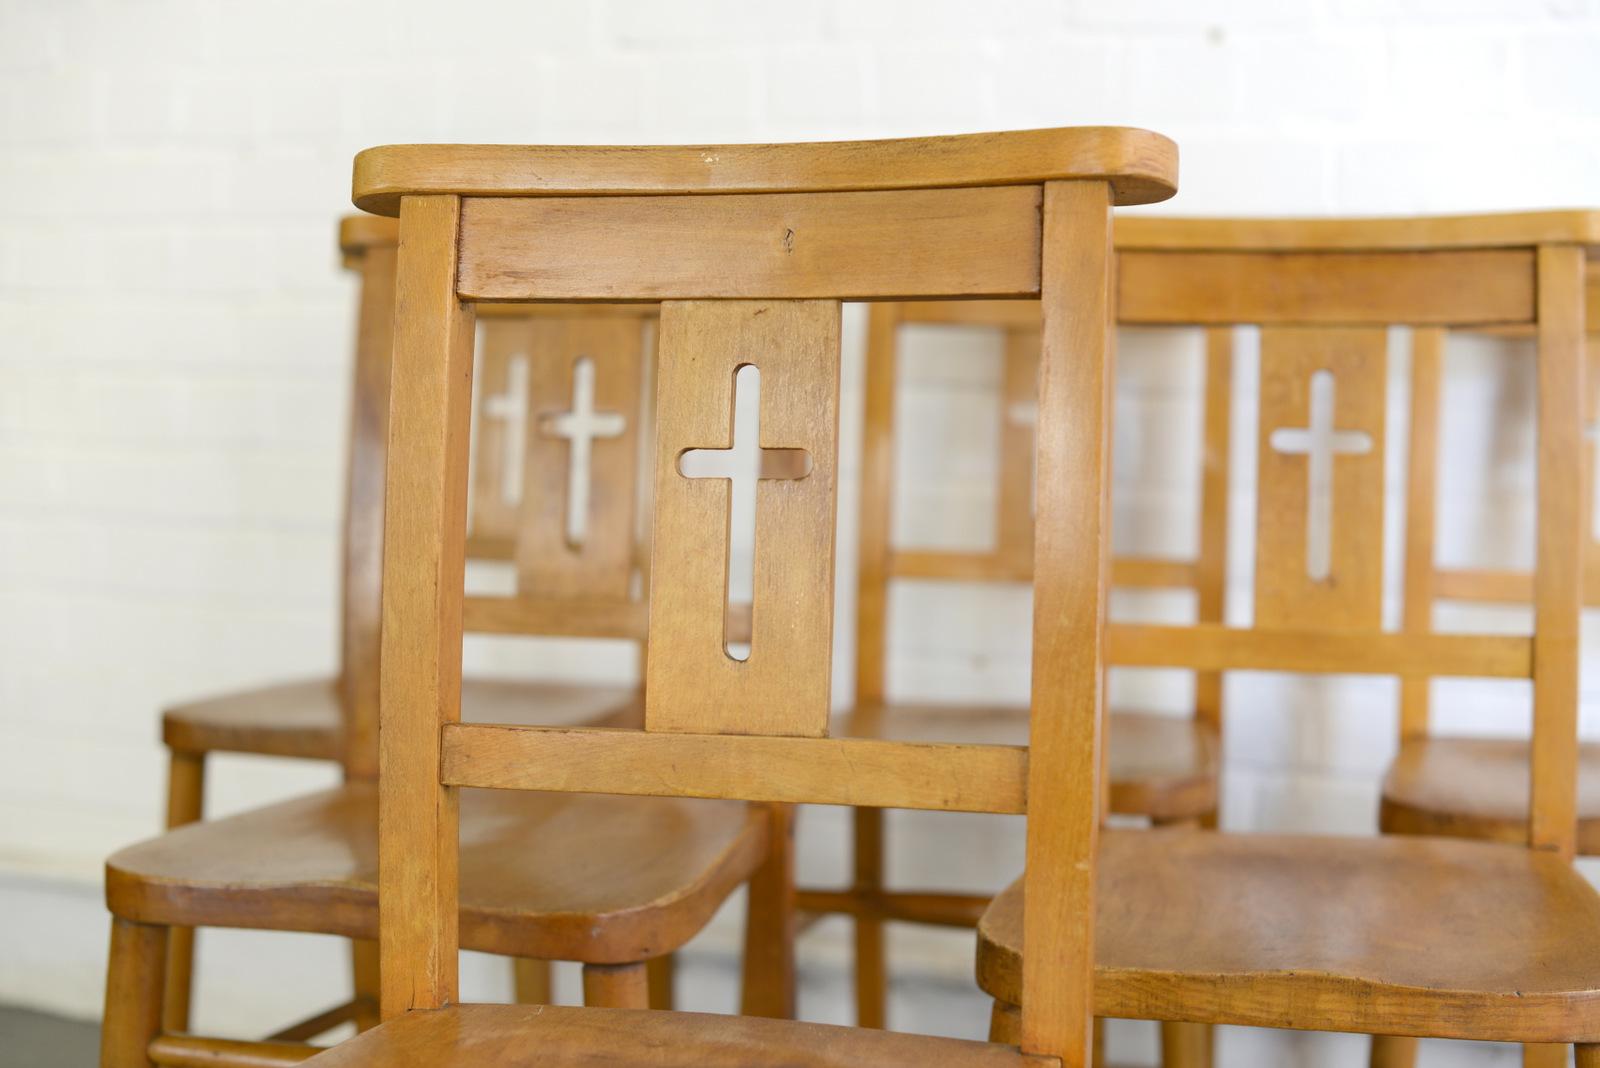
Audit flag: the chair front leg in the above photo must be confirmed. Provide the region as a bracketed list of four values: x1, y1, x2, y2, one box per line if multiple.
[512, 958, 553, 1005]
[581, 962, 649, 1009]
[162, 749, 205, 1032]
[740, 803, 797, 1019]
[1369, 1035, 1417, 1068]
[852, 805, 887, 1028]
[103, 917, 168, 1068]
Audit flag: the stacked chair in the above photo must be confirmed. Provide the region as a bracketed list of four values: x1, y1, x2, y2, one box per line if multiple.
[100, 120, 1600, 1068]
[102, 216, 793, 1065]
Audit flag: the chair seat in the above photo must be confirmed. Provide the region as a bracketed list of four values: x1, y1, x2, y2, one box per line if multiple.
[161, 676, 642, 760]
[299, 1004, 1042, 1067]
[1381, 735, 1600, 853]
[839, 703, 1217, 821]
[106, 782, 764, 963]
[976, 828, 1600, 1044]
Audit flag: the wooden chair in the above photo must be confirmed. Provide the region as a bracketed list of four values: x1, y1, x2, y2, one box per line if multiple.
[161, 127, 1187, 1067]
[102, 219, 778, 1065]
[974, 212, 1600, 1067]
[153, 214, 651, 1035]
[799, 299, 1225, 1036]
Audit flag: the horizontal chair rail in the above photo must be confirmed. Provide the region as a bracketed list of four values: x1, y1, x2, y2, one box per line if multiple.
[462, 596, 647, 639]
[1118, 249, 1536, 326]
[456, 188, 1044, 302]
[441, 725, 1029, 814]
[795, 887, 991, 928]
[1108, 623, 1533, 677]
[890, 550, 1198, 589]
[147, 1034, 322, 1067]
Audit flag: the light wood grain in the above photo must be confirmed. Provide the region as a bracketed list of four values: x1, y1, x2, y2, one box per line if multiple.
[645, 300, 840, 738]
[460, 595, 647, 639]
[1115, 211, 1600, 252]
[377, 194, 474, 1017]
[1108, 623, 1531, 677]
[1193, 327, 1233, 731]
[1399, 328, 1443, 739]
[148, 1035, 322, 1066]
[440, 724, 1027, 814]
[1118, 249, 1536, 326]
[456, 188, 1044, 302]
[352, 126, 1179, 214]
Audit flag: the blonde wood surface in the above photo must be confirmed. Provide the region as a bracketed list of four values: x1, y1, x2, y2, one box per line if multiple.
[854, 304, 899, 709]
[377, 194, 474, 1016]
[1108, 622, 1531, 677]
[106, 782, 765, 964]
[977, 829, 1600, 1043]
[460, 594, 647, 639]
[101, 918, 167, 1068]
[1193, 327, 1233, 730]
[1398, 328, 1443, 739]
[1530, 244, 1586, 857]
[1116, 210, 1600, 252]
[838, 703, 1217, 822]
[1018, 179, 1114, 1062]
[582, 963, 650, 1009]
[440, 724, 1027, 814]
[351, 127, 1179, 214]
[458, 189, 1044, 302]
[1253, 327, 1387, 630]
[148, 1035, 322, 1066]
[299, 1004, 1048, 1067]
[646, 300, 841, 738]
[1118, 249, 1536, 326]
[1382, 737, 1600, 854]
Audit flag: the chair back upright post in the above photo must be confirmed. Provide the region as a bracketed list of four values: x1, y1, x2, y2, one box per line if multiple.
[363, 130, 1178, 1064]
[1111, 214, 1589, 859]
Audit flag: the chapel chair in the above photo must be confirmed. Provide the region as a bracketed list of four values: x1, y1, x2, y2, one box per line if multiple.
[799, 299, 1225, 1044]
[101, 222, 783, 1066]
[131, 126, 1184, 1067]
[975, 212, 1600, 1068]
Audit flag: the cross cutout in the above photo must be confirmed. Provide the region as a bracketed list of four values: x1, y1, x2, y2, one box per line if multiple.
[538, 356, 627, 549]
[482, 354, 529, 505]
[678, 364, 812, 662]
[1268, 369, 1373, 581]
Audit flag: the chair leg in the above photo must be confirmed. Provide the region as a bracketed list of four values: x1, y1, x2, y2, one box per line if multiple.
[646, 954, 674, 1011]
[1160, 1020, 1213, 1068]
[1093, 1018, 1105, 1066]
[1369, 1035, 1418, 1068]
[512, 958, 553, 1005]
[1525, 1044, 1568, 1067]
[852, 806, 888, 1029]
[350, 939, 381, 1031]
[1576, 1044, 1600, 1068]
[740, 803, 797, 1019]
[103, 917, 167, 1068]
[581, 963, 649, 1009]
[988, 999, 1020, 1044]
[162, 749, 205, 1033]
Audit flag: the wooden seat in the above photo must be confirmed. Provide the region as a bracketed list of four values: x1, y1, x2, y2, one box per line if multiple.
[163, 677, 641, 761]
[107, 782, 763, 963]
[1382, 736, 1600, 853]
[292, 1004, 1038, 1067]
[976, 828, 1600, 1044]
[840, 703, 1217, 821]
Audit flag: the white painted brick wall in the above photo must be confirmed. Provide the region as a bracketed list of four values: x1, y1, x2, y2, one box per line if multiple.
[3, 1, 1599, 1063]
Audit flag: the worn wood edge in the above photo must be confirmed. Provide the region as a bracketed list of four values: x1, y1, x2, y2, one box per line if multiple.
[440, 725, 1028, 814]
[1107, 624, 1532, 678]
[1116, 211, 1600, 252]
[352, 126, 1178, 215]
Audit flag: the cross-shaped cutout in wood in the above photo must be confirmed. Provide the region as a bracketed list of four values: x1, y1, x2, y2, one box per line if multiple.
[1268, 369, 1373, 581]
[538, 356, 626, 549]
[678, 364, 812, 661]
[482, 354, 529, 505]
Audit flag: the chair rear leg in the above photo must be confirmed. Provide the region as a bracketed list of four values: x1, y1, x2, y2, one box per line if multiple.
[1525, 1044, 1567, 1067]
[1161, 1021, 1213, 1068]
[1576, 1044, 1600, 1068]
[853, 806, 887, 1029]
[162, 749, 205, 1032]
[646, 954, 674, 1010]
[1369, 1035, 1417, 1068]
[740, 803, 797, 1019]
[350, 939, 381, 1031]
[582, 962, 649, 1009]
[512, 958, 553, 1005]
[103, 918, 167, 1068]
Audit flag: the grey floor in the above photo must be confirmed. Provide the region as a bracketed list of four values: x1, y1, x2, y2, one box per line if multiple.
[0, 1006, 98, 1068]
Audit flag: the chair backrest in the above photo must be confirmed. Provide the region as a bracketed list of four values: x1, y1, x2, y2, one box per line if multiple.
[1395, 267, 1600, 738]
[856, 299, 1232, 730]
[336, 217, 657, 779]
[1109, 211, 1595, 857]
[357, 128, 1177, 1065]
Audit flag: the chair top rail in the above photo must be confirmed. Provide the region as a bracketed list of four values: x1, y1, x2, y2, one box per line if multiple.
[1117, 210, 1600, 253]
